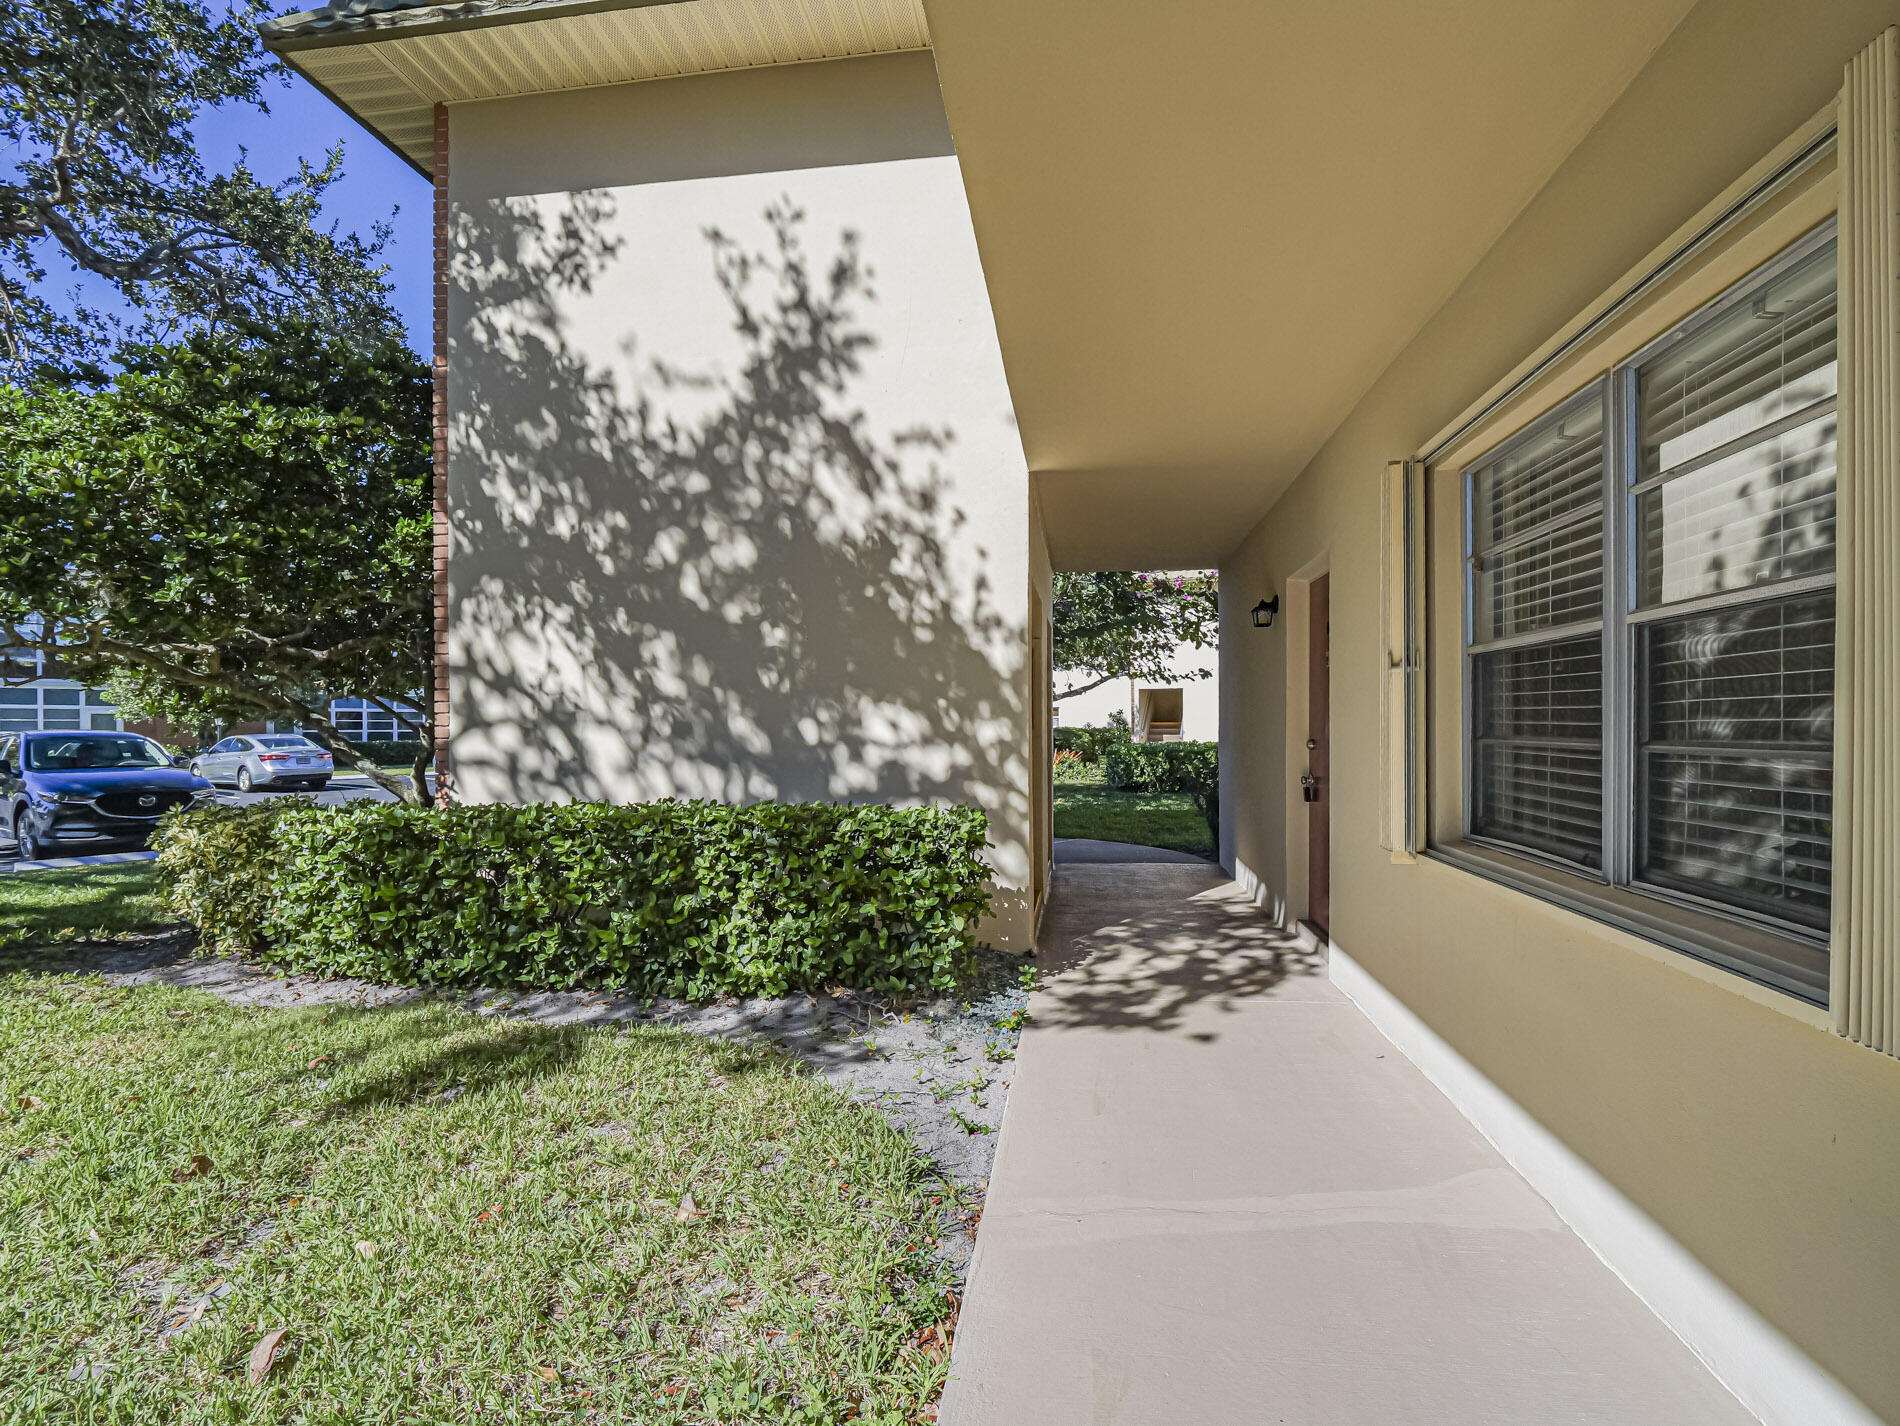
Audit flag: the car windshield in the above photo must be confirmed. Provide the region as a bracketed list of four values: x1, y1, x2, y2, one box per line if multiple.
[24, 734, 172, 771]
[257, 736, 322, 749]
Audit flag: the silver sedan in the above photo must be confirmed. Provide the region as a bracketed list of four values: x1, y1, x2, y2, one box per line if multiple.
[190, 734, 334, 792]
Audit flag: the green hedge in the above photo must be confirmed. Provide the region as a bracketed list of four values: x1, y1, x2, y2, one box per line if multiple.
[1051, 725, 1123, 765]
[345, 737, 428, 766]
[155, 800, 991, 998]
[1102, 736, 1219, 844]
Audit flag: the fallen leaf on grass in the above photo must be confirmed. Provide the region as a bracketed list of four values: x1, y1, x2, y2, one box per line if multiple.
[247, 1328, 289, 1385]
[675, 1193, 705, 1223]
[170, 1154, 213, 1183]
[354, 1240, 378, 1259]
[535, 1366, 559, 1383]
[475, 1203, 502, 1223]
[306, 1055, 333, 1070]
[17, 1096, 42, 1111]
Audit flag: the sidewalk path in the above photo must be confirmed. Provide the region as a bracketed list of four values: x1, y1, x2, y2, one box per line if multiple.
[940, 859, 1757, 1425]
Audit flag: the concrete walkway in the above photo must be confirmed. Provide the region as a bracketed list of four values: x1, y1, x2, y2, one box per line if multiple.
[941, 858, 1758, 1426]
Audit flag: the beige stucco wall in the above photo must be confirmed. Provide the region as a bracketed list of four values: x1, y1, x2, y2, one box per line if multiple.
[443, 52, 1036, 947]
[1221, 0, 1900, 1418]
[1057, 641, 1219, 742]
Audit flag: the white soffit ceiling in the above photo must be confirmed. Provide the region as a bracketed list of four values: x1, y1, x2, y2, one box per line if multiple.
[274, 0, 930, 169]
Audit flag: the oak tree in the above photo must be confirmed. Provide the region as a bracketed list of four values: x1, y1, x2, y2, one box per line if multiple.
[0, 321, 437, 801]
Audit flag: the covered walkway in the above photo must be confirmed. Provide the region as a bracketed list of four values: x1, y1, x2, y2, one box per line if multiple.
[941, 853, 1759, 1425]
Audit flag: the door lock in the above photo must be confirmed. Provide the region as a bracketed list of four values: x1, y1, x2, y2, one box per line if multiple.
[1301, 772, 1320, 804]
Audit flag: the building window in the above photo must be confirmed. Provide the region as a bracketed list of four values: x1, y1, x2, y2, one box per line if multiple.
[0, 683, 120, 733]
[1464, 227, 1836, 950]
[327, 697, 423, 742]
[1467, 387, 1607, 868]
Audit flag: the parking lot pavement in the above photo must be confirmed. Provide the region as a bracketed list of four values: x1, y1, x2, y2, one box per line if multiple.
[0, 774, 434, 870]
[0, 849, 159, 875]
[218, 773, 417, 809]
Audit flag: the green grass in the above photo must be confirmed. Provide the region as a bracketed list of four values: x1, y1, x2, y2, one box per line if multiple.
[0, 975, 959, 1424]
[1052, 781, 1213, 855]
[0, 863, 174, 947]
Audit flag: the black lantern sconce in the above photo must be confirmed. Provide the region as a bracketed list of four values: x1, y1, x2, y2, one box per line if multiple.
[1250, 595, 1280, 629]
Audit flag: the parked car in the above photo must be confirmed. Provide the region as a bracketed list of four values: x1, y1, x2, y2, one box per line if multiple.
[1, 731, 213, 862]
[190, 734, 333, 792]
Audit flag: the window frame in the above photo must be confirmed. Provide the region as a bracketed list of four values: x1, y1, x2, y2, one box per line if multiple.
[1458, 221, 1837, 993]
[1460, 379, 1612, 877]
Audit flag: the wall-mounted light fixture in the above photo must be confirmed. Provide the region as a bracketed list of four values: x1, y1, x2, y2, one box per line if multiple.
[1251, 595, 1280, 629]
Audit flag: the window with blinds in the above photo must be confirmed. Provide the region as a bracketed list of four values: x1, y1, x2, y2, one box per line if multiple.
[1632, 238, 1836, 929]
[1467, 391, 1606, 868]
[1463, 227, 1837, 961]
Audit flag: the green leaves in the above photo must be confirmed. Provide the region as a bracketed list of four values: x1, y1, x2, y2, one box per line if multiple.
[1052, 570, 1218, 691]
[2, 0, 402, 374]
[1102, 731, 1220, 843]
[0, 322, 434, 794]
[156, 800, 994, 998]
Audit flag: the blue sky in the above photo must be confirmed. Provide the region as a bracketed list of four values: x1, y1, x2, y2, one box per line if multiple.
[195, 65, 435, 346]
[41, 46, 434, 353]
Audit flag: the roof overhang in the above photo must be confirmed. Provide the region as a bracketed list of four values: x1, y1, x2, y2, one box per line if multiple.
[922, 0, 1703, 569]
[268, 0, 1708, 573]
[260, 0, 929, 173]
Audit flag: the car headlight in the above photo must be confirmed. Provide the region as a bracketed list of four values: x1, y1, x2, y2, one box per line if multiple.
[55, 791, 96, 804]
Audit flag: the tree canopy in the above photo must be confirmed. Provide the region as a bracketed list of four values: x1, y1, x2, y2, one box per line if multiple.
[0, 322, 437, 800]
[0, 0, 400, 375]
[1052, 570, 1218, 701]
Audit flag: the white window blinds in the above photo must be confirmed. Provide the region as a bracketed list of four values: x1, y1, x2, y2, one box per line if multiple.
[1467, 391, 1607, 869]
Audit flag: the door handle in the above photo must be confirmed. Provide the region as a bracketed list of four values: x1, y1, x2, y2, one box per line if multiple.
[1301, 772, 1320, 804]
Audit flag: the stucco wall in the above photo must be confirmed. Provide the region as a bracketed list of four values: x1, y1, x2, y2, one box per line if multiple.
[1056, 642, 1219, 742]
[1221, 1, 1900, 1418]
[443, 52, 1036, 946]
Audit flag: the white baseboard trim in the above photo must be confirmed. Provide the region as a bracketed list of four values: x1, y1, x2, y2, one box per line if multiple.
[1328, 940, 1882, 1426]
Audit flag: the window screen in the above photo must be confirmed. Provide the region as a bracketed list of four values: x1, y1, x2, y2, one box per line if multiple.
[1467, 391, 1606, 868]
[1461, 229, 1837, 963]
[1632, 239, 1836, 926]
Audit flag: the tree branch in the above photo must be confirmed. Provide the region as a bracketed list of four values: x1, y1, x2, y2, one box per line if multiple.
[1053, 671, 1120, 702]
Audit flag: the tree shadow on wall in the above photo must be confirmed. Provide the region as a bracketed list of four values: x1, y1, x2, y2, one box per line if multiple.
[447, 193, 1028, 922]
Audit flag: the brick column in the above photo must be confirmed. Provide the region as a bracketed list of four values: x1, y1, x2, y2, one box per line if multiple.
[431, 103, 452, 795]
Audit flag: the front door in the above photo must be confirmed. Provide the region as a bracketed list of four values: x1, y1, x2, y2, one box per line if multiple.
[1307, 574, 1330, 935]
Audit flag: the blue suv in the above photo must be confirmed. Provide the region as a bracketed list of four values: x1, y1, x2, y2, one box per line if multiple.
[1, 731, 213, 862]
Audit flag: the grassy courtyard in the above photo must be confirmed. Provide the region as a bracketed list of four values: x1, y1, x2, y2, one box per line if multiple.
[0, 972, 960, 1423]
[1051, 766, 1212, 856]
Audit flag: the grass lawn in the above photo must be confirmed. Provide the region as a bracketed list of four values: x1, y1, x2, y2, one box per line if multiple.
[1, 973, 960, 1423]
[0, 863, 174, 947]
[1051, 775, 1212, 856]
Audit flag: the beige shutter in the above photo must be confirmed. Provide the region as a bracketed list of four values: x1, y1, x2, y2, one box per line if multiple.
[1834, 28, 1900, 1053]
[1380, 460, 1427, 860]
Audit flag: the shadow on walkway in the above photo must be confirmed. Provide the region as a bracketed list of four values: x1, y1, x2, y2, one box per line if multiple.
[1033, 860, 1320, 1038]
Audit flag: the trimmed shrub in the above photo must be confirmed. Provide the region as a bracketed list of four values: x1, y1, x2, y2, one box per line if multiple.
[157, 800, 992, 998]
[1051, 725, 1123, 765]
[345, 737, 428, 766]
[300, 737, 428, 767]
[152, 800, 313, 956]
[1103, 737, 1219, 844]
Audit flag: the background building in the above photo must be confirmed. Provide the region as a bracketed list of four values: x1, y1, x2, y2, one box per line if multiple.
[1055, 640, 1218, 743]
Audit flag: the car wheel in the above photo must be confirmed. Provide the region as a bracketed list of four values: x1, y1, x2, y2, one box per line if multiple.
[236, 766, 254, 793]
[14, 812, 41, 863]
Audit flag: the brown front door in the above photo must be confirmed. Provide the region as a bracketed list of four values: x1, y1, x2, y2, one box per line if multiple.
[1307, 574, 1330, 935]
